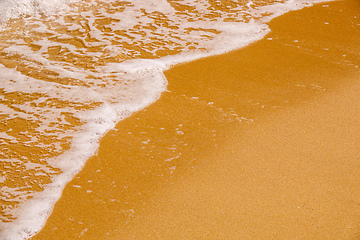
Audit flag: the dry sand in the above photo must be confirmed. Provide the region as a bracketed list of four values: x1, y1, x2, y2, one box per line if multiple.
[33, 0, 360, 239]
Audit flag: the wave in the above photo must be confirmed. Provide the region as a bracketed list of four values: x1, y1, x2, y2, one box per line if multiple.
[0, 0, 328, 239]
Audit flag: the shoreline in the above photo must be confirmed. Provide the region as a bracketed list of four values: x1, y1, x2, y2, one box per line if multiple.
[32, 1, 360, 239]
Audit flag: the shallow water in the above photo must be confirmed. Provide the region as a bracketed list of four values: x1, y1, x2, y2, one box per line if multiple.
[0, 0, 327, 239]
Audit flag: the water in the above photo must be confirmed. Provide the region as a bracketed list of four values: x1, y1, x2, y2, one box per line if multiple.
[0, 0, 327, 239]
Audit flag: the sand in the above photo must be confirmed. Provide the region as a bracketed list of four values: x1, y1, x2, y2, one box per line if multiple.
[32, 0, 360, 239]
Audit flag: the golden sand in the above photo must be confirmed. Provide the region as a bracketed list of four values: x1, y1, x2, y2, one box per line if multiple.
[32, 1, 360, 239]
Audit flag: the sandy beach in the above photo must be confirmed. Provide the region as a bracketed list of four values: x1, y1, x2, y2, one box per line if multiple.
[32, 0, 360, 239]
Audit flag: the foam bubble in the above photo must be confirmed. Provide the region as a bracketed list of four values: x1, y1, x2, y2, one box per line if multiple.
[0, 0, 76, 24]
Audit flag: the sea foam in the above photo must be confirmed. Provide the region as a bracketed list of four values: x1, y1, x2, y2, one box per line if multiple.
[0, 0, 76, 23]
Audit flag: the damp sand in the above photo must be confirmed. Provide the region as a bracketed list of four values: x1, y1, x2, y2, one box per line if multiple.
[32, 1, 360, 239]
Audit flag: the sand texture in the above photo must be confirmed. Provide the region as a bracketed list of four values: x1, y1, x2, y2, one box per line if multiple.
[32, 1, 360, 239]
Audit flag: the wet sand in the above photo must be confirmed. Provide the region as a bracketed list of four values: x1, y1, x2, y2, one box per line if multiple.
[32, 1, 360, 239]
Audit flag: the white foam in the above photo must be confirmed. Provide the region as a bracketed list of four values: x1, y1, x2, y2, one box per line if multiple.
[0, 0, 76, 24]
